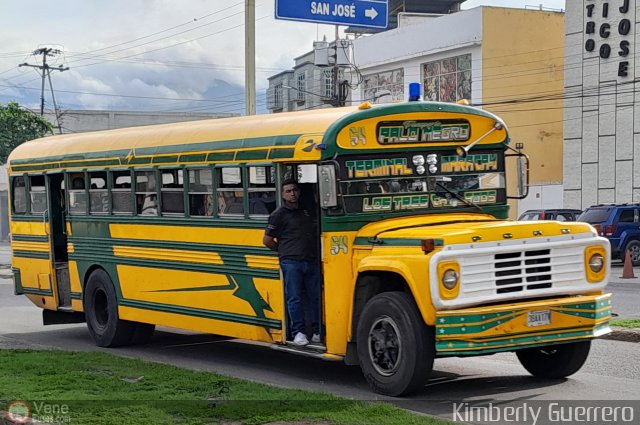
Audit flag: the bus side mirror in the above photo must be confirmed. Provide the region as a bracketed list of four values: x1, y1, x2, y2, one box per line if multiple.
[506, 150, 530, 199]
[318, 164, 337, 208]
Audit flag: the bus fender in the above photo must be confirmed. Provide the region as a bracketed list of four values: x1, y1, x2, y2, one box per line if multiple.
[353, 256, 436, 330]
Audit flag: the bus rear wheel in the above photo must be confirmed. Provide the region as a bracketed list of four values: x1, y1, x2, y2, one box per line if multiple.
[356, 292, 434, 396]
[83, 269, 135, 347]
[516, 340, 591, 378]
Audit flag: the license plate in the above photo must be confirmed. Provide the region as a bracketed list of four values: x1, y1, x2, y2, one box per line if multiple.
[527, 309, 551, 327]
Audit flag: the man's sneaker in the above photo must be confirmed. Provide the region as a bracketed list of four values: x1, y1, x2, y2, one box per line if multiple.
[292, 332, 309, 346]
[311, 333, 321, 343]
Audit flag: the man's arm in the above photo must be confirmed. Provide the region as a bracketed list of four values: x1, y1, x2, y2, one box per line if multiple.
[263, 234, 278, 251]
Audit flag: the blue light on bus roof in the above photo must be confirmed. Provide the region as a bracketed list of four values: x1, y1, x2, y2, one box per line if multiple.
[409, 83, 421, 102]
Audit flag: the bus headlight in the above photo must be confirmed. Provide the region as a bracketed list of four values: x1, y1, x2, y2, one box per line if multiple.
[588, 253, 604, 273]
[437, 261, 460, 299]
[442, 269, 459, 289]
[584, 246, 607, 282]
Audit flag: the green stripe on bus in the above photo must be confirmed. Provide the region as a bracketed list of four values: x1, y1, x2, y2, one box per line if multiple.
[235, 150, 269, 160]
[12, 268, 22, 295]
[152, 155, 179, 164]
[20, 287, 54, 296]
[268, 148, 295, 159]
[11, 234, 49, 243]
[207, 152, 235, 161]
[121, 299, 281, 328]
[180, 153, 207, 163]
[13, 251, 50, 259]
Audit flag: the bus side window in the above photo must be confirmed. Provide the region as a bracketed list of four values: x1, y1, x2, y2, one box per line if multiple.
[135, 171, 157, 216]
[68, 172, 87, 215]
[12, 176, 27, 214]
[188, 168, 213, 217]
[112, 171, 133, 214]
[161, 169, 185, 216]
[248, 165, 276, 217]
[89, 171, 108, 214]
[28, 175, 47, 214]
[217, 167, 244, 217]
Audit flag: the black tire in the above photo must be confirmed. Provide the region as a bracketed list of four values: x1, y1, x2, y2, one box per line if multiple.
[516, 340, 591, 379]
[83, 269, 135, 347]
[356, 292, 434, 396]
[625, 240, 640, 266]
[129, 323, 156, 345]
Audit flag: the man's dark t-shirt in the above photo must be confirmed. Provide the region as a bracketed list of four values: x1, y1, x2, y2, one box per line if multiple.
[265, 205, 318, 260]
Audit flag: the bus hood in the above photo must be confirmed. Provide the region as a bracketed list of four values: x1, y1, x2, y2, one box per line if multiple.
[354, 213, 598, 247]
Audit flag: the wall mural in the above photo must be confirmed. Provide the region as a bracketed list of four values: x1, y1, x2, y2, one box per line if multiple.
[423, 54, 472, 102]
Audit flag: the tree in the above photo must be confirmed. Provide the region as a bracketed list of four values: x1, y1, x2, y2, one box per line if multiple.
[0, 102, 53, 164]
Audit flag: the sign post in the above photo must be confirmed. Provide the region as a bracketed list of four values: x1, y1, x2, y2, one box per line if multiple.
[275, 0, 388, 29]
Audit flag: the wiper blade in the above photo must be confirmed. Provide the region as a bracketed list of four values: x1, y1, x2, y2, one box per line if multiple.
[434, 181, 485, 213]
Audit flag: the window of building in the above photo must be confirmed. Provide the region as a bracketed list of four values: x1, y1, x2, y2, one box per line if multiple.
[362, 68, 404, 104]
[68, 172, 87, 215]
[12, 176, 27, 214]
[322, 69, 334, 98]
[89, 171, 108, 214]
[188, 168, 213, 217]
[217, 167, 244, 217]
[423, 53, 472, 102]
[112, 170, 133, 214]
[248, 166, 276, 217]
[135, 170, 158, 215]
[297, 72, 306, 101]
[161, 169, 184, 215]
[274, 83, 283, 109]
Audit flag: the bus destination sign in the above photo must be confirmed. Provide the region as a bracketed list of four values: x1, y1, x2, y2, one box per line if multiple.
[378, 120, 471, 144]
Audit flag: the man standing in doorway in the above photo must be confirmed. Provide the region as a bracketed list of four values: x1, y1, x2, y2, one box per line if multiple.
[263, 179, 321, 346]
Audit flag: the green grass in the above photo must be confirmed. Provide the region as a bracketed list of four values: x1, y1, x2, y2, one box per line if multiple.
[610, 318, 640, 329]
[0, 349, 449, 425]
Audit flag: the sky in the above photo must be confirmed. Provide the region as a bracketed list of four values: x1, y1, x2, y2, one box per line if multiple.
[0, 0, 566, 116]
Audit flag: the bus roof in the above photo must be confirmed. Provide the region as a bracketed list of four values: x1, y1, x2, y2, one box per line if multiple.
[8, 102, 507, 173]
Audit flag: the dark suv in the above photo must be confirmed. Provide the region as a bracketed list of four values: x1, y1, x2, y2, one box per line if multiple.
[518, 209, 582, 222]
[578, 204, 640, 265]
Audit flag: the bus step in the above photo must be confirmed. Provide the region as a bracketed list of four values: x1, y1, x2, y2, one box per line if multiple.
[270, 343, 341, 361]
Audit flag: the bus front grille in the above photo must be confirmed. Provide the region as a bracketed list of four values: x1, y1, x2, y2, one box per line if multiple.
[459, 245, 585, 297]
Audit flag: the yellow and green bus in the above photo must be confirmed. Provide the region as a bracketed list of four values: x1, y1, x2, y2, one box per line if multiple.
[8, 100, 611, 396]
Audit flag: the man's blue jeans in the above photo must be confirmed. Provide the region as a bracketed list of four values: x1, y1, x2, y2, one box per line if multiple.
[280, 258, 321, 337]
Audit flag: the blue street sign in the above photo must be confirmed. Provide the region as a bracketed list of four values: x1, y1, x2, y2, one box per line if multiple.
[275, 0, 388, 29]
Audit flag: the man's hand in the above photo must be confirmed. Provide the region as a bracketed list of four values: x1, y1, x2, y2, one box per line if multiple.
[263, 234, 278, 251]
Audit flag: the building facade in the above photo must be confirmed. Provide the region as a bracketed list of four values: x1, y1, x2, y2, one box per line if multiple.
[564, 0, 638, 209]
[350, 7, 565, 217]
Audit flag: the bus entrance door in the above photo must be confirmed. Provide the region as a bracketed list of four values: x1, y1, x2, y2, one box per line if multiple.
[46, 173, 71, 309]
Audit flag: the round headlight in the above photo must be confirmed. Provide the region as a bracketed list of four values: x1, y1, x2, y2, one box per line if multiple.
[589, 253, 604, 273]
[412, 155, 425, 166]
[442, 269, 459, 289]
[427, 154, 438, 165]
[416, 165, 426, 175]
[428, 165, 438, 174]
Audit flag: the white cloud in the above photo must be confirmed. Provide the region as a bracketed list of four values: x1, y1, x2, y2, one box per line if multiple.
[0, 0, 566, 114]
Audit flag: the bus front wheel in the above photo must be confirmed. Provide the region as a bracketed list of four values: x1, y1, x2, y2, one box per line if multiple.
[356, 292, 434, 396]
[516, 340, 591, 378]
[83, 269, 135, 347]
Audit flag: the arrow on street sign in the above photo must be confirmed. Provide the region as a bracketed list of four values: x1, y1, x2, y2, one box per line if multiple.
[364, 8, 379, 20]
[275, 0, 388, 29]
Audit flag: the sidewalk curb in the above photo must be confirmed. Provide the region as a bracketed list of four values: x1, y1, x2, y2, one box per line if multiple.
[602, 327, 640, 343]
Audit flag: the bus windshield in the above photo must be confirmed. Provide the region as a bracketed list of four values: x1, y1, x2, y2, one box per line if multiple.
[339, 150, 505, 214]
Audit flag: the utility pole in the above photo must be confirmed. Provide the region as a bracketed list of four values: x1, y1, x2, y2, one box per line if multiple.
[19, 47, 69, 133]
[245, 0, 256, 115]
